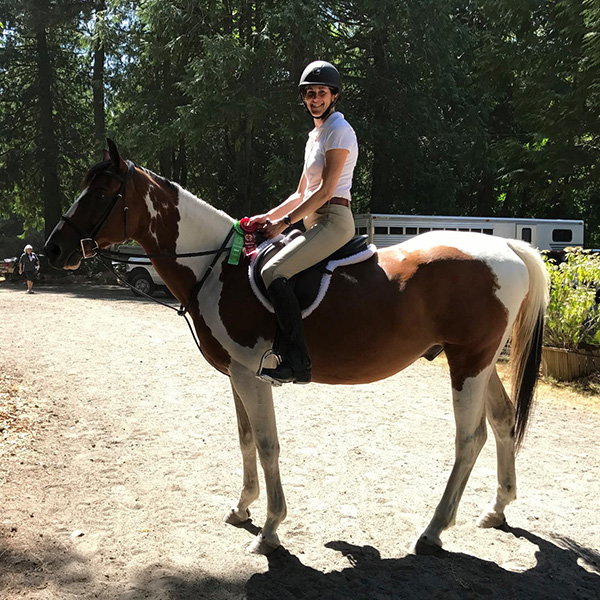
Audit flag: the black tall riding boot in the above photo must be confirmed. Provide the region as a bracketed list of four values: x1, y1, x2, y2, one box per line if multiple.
[260, 278, 312, 385]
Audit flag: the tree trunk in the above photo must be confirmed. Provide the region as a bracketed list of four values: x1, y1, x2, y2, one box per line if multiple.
[369, 30, 395, 213]
[159, 147, 174, 180]
[476, 172, 495, 215]
[92, 2, 106, 161]
[173, 137, 188, 187]
[35, 22, 63, 240]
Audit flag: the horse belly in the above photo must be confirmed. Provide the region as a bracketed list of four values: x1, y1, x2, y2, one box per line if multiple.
[305, 271, 435, 384]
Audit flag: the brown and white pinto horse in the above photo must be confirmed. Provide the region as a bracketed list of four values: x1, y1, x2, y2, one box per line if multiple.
[45, 141, 549, 556]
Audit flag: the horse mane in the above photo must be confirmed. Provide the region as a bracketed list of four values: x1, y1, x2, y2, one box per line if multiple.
[140, 165, 235, 225]
[138, 165, 178, 193]
[81, 161, 178, 194]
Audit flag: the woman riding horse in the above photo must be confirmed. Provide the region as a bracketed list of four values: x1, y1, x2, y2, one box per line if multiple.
[248, 60, 358, 385]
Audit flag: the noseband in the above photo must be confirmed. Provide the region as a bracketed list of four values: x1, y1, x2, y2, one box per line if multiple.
[61, 160, 136, 258]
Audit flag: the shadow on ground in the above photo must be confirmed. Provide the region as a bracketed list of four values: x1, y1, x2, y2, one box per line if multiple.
[1, 525, 597, 600]
[245, 526, 599, 600]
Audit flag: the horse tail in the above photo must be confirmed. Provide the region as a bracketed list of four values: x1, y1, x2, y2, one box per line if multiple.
[506, 241, 549, 451]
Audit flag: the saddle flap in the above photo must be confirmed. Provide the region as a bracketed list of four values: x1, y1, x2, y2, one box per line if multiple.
[249, 234, 374, 318]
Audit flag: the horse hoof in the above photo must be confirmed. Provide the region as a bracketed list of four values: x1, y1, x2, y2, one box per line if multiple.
[224, 508, 251, 525]
[476, 511, 506, 529]
[411, 535, 443, 556]
[246, 533, 280, 555]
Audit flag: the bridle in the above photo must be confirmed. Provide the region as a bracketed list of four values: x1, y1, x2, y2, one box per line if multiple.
[60, 160, 234, 264]
[61, 160, 136, 259]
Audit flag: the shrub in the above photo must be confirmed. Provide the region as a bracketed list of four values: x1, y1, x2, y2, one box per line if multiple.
[543, 248, 600, 350]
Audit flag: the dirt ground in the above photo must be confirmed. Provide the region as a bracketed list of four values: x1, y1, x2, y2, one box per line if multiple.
[0, 279, 599, 600]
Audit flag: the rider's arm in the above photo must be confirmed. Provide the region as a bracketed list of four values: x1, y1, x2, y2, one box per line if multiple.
[247, 173, 307, 227]
[259, 148, 348, 238]
[265, 172, 308, 221]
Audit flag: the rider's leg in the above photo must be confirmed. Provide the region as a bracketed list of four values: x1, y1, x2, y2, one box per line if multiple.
[259, 204, 354, 384]
[260, 277, 312, 384]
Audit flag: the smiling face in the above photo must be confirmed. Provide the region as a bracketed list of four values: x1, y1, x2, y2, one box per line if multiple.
[302, 85, 337, 118]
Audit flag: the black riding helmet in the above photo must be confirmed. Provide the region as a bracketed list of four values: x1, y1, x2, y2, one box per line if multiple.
[298, 60, 342, 120]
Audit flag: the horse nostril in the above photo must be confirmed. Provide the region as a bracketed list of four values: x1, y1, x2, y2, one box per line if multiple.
[44, 241, 61, 262]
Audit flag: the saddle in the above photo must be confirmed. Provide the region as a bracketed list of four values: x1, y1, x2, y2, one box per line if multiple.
[249, 231, 375, 318]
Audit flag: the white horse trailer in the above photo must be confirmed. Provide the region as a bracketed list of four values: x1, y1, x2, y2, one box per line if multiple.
[354, 213, 584, 252]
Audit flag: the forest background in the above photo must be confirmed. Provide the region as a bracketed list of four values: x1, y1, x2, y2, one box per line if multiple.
[1, 0, 600, 250]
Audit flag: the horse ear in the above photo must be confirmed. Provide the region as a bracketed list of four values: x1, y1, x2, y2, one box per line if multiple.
[106, 138, 123, 170]
[102, 149, 110, 162]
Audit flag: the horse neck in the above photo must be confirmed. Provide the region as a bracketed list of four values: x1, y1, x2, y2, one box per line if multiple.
[173, 184, 235, 252]
[133, 172, 235, 255]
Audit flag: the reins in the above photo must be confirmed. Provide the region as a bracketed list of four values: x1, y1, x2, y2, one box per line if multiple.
[96, 246, 231, 261]
[93, 227, 235, 358]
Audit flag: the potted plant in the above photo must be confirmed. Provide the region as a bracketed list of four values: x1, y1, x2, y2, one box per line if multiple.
[542, 248, 600, 380]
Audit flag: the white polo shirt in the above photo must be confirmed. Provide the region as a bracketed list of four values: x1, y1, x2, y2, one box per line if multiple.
[303, 112, 358, 201]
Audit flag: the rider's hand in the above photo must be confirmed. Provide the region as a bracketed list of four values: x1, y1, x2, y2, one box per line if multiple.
[262, 218, 288, 239]
[247, 214, 269, 229]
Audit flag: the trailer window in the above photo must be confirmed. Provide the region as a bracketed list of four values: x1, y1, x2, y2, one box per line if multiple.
[406, 227, 418, 235]
[374, 227, 388, 235]
[390, 227, 403, 234]
[552, 229, 573, 242]
[483, 228, 493, 235]
[521, 227, 532, 243]
[444, 228, 457, 231]
[470, 228, 482, 233]
[418, 227, 431, 234]
[357, 227, 367, 235]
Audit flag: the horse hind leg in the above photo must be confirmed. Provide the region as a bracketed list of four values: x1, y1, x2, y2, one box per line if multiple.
[412, 363, 491, 555]
[476, 367, 517, 529]
[223, 381, 260, 526]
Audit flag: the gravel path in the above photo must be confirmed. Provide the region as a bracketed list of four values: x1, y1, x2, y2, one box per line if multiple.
[0, 282, 598, 599]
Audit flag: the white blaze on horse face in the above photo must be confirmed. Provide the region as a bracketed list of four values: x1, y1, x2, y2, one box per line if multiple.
[64, 186, 89, 219]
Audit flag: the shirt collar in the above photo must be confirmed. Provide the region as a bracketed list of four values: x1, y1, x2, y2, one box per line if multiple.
[312, 111, 343, 137]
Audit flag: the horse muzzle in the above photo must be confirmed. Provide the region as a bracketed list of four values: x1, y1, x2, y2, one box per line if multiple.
[44, 240, 83, 270]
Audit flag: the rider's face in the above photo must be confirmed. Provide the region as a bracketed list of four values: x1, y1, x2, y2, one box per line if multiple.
[303, 85, 336, 117]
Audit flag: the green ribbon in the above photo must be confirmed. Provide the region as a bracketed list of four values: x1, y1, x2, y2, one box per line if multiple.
[228, 221, 245, 265]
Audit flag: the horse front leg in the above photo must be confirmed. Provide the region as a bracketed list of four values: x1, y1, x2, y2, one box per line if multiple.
[223, 381, 260, 525]
[476, 367, 517, 529]
[229, 361, 287, 555]
[412, 365, 491, 555]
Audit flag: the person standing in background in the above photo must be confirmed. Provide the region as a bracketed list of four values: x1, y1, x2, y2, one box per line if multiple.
[18, 244, 40, 294]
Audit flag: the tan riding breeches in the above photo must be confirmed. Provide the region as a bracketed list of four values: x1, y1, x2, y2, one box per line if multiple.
[261, 203, 355, 288]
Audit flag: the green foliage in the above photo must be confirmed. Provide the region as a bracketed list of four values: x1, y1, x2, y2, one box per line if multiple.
[544, 248, 600, 349]
[0, 0, 94, 234]
[1, 0, 600, 239]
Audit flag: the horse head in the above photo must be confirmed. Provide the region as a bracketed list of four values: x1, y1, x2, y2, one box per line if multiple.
[45, 139, 137, 270]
